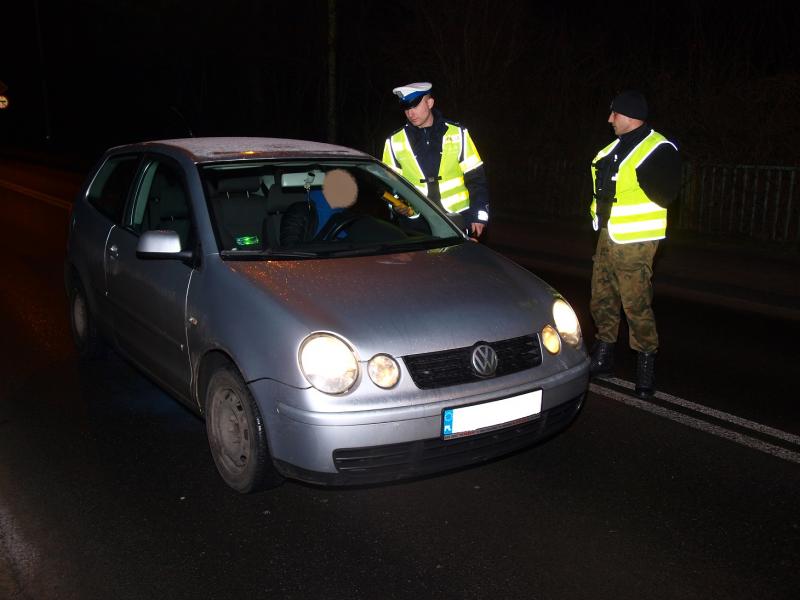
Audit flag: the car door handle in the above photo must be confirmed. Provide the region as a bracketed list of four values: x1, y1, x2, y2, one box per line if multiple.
[108, 244, 119, 259]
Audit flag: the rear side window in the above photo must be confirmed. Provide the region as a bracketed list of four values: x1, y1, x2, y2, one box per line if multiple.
[87, 155, 139, 224]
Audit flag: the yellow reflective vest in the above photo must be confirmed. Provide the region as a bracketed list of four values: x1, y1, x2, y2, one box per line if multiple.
[590, 130, 675, 243]
[382, 123, 483, 214]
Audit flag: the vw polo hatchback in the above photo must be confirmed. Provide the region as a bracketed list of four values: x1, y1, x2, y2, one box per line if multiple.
[65, 137, 589, 493]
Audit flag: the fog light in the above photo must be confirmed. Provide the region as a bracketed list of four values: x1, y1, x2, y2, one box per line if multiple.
[542, 324, 561, 354]
[368, 354, 400, 388]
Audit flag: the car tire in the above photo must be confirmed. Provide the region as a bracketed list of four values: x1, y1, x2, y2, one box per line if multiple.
[68, 278, 106, 360]
[205, 365, 284, 493]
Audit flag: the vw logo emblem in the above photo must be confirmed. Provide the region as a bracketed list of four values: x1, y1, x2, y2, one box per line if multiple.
[471, 344, 498, 377]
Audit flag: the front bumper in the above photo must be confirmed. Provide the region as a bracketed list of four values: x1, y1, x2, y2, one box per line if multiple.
[250, 360, 589, 486]
[279, 393, 584, 485]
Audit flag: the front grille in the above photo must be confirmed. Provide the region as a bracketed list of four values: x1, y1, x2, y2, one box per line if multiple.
[332, 394, 584, 482]
[402, 334, 542, 389]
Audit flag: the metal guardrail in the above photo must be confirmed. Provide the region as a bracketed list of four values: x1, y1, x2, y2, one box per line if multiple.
[676, 164, 799, 243]
[503, 160, 800, 244]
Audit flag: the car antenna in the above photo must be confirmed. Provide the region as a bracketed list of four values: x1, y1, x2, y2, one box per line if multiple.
[169, 105, 194, 137]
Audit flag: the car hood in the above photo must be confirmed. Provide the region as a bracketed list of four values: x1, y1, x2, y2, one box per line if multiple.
[227, 243, 557, 358]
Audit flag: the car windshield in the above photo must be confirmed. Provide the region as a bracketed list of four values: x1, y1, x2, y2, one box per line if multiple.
[199, 159, 465, 259]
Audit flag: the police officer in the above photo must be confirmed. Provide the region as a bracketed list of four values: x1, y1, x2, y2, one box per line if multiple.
[382, 82, 489, 239]
[588, 90, 681, 398]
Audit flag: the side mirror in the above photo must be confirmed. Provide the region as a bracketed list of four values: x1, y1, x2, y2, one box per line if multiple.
[136, 230, 193, 260]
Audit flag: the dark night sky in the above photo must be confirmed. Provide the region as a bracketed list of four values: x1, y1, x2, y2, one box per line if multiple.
[2, 0, 799, 172]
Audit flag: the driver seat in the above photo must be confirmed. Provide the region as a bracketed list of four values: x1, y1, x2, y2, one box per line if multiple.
[279, 200, 318, 246]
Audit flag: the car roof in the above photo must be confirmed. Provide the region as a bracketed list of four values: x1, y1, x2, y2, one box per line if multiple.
[115, 137, 371, 163]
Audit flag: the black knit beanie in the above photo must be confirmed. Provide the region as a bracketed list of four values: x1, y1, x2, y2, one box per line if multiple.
[610, 90, 648, 120]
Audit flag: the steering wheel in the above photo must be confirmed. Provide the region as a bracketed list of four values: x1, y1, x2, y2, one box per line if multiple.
[315, 213, 368, 241]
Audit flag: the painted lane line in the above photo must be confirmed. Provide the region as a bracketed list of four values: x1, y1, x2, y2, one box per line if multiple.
[0, 179, 72, 211]
[602, 376, 800, 446]
[589, 383, 800, 465]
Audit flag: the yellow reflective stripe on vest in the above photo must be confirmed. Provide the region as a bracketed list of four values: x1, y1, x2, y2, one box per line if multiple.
[589, 138, 619, 221]
[634, 140, 677, 169]
[441, 190, 469, 213]
[438, 124, 471, 210]
[460, 153, 483, 173]
[388, 130, 429, 195]
[439, 176, 465, 193]
[610, 223, 668, 243]
[609, 203, 666, 217]
[610, 217, 667, 234]
[459, 128, 483, 174]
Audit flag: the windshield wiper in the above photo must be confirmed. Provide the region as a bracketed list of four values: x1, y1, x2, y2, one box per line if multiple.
[220, 249, 318, 259]
[320, 237, 464, 257]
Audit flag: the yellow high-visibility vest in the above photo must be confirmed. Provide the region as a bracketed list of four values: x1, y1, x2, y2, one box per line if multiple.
[382, 123, 482, 214]
[590, 130, 675, 243]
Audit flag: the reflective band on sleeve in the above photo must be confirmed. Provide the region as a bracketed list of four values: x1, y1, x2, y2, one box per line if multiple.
[477, 210, 489, 222]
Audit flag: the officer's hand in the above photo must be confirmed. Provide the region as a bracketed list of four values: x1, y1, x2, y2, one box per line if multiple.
[470, 222, 486, 239]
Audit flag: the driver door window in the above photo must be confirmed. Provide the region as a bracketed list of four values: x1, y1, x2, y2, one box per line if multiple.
[130, 159, 193, 248]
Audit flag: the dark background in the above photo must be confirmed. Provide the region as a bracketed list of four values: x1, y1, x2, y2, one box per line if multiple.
[3, 1, 800, 174]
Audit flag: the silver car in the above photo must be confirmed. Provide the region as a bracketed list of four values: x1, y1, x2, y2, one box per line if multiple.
[65, 137, 589, 493]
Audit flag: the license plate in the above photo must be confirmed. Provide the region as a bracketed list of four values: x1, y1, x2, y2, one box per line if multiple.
[441, 390, 542, 439]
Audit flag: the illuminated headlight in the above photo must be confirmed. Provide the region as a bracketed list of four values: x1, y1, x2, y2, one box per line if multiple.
[368, 354, 400, 388]
[552, 298, 581, 347]
[299, 333, 358, 394]
[541, 324, 562, 354]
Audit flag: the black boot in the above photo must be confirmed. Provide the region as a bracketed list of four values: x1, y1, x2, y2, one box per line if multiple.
[589, 341, 615, 377]
[635, 352, 656, 398]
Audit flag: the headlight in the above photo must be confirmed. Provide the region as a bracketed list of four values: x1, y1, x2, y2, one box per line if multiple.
[299, 333, 358, 394]
[552, 298, 581, 346]
[368, 354, 400, 388]
[541, 324, 561, 354]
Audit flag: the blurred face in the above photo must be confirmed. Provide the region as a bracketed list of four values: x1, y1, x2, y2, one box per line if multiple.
[608, 111, 642, 136]
[404, 95, 435, 128]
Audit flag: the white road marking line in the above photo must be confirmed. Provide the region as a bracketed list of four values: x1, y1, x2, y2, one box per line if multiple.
[589, 383, 800, 464]
[603, 376, 800, 446]
[0, 179, 72, 211]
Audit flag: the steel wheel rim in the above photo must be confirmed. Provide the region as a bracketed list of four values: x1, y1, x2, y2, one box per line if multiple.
[72, 292, 87, 342]
[210, 386, 251, 475]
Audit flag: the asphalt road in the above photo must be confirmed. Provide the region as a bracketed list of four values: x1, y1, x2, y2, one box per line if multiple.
[0, 163, 798, 600]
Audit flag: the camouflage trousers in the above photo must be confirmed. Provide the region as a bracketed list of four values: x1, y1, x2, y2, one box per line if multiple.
[590, 228, 660, 353]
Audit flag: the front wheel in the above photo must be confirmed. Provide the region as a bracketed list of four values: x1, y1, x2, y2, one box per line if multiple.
[205, 365, 284, 493]
[68, 278, 106, 360]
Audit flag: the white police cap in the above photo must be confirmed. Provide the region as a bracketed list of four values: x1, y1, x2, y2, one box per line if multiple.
[392, 82, 432, 107]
